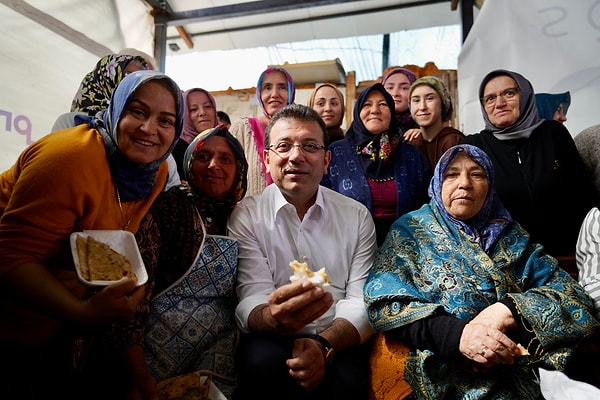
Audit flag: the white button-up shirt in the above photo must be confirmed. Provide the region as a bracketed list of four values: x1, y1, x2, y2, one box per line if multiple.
[229, 184, 377, 342]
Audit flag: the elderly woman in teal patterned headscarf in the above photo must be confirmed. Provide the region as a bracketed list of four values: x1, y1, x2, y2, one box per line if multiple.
[364, 144, 599, 399]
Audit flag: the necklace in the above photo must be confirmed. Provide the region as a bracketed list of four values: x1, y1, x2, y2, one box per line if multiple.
[115, 186, 133, 230]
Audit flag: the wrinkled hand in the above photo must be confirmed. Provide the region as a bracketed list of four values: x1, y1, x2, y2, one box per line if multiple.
[470, 302, 517, 332]
[460, 304, 521, 371]
[287, 337, 326, 391]
[267, 280, 333, 333]
[85, 278, 145, 324]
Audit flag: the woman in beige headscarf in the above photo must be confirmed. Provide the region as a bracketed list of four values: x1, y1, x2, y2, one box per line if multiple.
[307, 83, 346, 143]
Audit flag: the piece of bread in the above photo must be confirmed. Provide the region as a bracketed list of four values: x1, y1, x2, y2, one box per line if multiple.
[76, 235, 136, 282]
[76, 234, 90, 280]
[156, 371, 212, 400]
[289, 259, 330, 288]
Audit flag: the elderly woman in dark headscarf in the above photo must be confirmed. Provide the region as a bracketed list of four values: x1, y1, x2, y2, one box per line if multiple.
[461, 69, 597, 258]
[321, 83, 431, 245]
[134, 125, 248, 399]
[365, 144, 599, 399]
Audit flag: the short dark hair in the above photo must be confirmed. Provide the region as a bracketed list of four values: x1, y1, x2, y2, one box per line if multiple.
[217, 110, 231, 125]
[264, 104, 329, 148]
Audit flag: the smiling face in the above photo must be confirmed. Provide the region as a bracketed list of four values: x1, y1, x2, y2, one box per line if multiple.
[116, 80, 177, 165]
[311, 85, 343, 128]
[190, 135, 237, 200]
[410, 84, 444, 129]
[482, 75, 521, 128]
[441, 153, 489, 220]
[187, 90, 217, 133]
[359, 90, 392, 135]
[264, 117, 330, 207]
[383, 72, 412, 114]
[260, 70, 290, 118]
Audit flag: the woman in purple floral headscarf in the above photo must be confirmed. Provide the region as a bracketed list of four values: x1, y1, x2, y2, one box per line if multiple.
[229, 67, 295, 196]
[381, 67, 419, 135]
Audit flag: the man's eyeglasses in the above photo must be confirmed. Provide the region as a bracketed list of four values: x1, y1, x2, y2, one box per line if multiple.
[480, 87, 520, 107]
[266, 142, 326, 155]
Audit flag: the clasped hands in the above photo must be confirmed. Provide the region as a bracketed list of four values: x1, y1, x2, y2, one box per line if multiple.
[459, 302, 522, 371]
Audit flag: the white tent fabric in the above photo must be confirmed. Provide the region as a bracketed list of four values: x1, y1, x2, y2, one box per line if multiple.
[458, 0, 600, 137]
[0, 0, 153, 172]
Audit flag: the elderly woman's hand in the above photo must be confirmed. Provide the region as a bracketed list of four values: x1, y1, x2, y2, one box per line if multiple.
[459, 302, 523, 371]
[471, 302, 517, 332]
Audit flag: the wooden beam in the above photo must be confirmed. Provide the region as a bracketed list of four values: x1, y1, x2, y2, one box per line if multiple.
[175, 26, 194, 49]
[345, 71, 356, 126]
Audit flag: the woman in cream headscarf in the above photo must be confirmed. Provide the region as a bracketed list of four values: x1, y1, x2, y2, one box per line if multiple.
[307, 83, 346, 143]
[407, 75, 464, 169]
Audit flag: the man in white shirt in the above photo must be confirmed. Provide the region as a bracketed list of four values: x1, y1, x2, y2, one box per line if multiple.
[229, 104, 377, 400]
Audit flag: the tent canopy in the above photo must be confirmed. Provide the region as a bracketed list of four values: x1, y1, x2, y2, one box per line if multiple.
[0, 0, 470, 172]
[2, 0, 598, 172]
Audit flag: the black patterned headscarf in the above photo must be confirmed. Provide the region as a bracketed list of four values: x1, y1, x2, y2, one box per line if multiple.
[71, 54, 148, 115]
[90, 70, 184, 202]
[182, 125, 248, 232]
[429, 144, 512, 252]
[344, 83, 400, 179]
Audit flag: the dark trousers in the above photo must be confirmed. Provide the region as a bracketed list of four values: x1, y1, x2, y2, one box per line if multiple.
[233, 334, 370, 400]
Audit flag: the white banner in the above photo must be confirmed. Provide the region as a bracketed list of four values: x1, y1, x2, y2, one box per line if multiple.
[458, 0, 600, 137]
